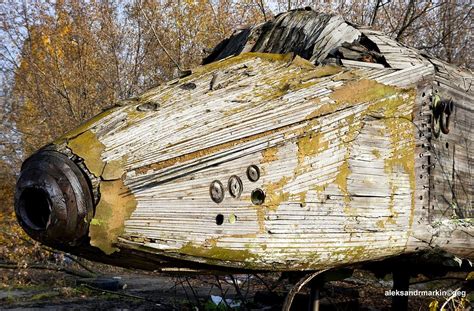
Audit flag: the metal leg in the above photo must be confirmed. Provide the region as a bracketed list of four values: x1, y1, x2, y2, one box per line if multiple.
[308, 282, 320, 311]
[282, 270, 327, 311]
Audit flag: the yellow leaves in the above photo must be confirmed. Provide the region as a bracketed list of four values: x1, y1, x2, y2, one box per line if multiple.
[429, 300, 439, 311]
[41, 34, 51, 46]
[15, 99, 51, 155]
[466, 271, 474, 280]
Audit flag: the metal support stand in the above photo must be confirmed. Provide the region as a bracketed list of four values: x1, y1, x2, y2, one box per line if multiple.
[282, 270, 327, 311]
[308, 281, 321, 311]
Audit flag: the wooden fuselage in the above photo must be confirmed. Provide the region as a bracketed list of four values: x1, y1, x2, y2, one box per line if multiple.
[16, 11, 473, 272]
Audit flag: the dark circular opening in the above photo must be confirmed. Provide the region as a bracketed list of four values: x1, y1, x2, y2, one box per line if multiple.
[251, 188, 265, 205]
[18, 188, 51, 231]
[216, 214, 224, 225]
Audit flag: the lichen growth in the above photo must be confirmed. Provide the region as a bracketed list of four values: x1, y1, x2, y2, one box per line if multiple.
[332, 70, 357, 81]
[304, 64, 343, 78]
[331, 246, 367, 262]
[261, 146, 279, 163]
[263, 176, 291, 211]
[256, 207, 266, 233]
[304, 101, 341, 120]
[67, 130, 105, 177]
[250, 58, 343, 102]
[297, 191, 307, 207]
[296, 131, 328, 171]
[313, 183, 329, 202]
[179, 242, 257, 262]
[335, 159, 353, 214]
[383, 116, 416, 227]
[305, 79, 403, 122]
[89, 178, 137, 255]
[372, 149, 381, 159]
[102, 158, 126, 180]
[289, 55, 316, 70]
[56, 108, 116, 142]
[334, 115, 362, 215]
[298, 131, 323, 156]
[330, 79, 398, 104]
[194, 52, 295, 77]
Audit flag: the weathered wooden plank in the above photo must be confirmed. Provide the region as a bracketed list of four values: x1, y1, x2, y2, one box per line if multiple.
[16, 9, 472, 272]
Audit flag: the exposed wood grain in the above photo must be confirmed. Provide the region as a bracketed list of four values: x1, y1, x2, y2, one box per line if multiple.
[48, 9, 473, 271]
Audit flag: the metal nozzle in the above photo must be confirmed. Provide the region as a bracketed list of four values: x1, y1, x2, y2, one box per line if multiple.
[15, 150, 94, 246]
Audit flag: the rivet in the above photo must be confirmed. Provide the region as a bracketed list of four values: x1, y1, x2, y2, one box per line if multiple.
[246, 165, 260, 182]
[228, 175, 243, 198]
[251, 188, 265, 205]
[210, 180, 224, 203]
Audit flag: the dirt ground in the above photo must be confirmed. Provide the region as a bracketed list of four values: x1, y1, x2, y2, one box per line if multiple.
[1, 267, 471, 310]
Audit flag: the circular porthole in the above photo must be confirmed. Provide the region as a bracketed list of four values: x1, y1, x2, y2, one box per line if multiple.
[210, 180, 224, 203]
[228, 175, 243, 198]
[251, 188, 265, 205]
[246, 165, 260, 182]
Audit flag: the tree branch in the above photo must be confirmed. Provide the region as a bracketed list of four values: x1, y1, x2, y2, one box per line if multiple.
[139, 5, 185, 73]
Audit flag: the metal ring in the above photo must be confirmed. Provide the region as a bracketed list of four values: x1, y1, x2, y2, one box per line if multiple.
[251, 188, 265, 205]
[246, 165, 260, 182]
[228, 175, 243, 198]
[210, 180, 225, 203]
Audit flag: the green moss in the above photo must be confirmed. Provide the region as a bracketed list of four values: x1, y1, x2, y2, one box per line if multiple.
[200, 52, 294, 73]
[30, 291, 59, 301]
[179, 243, 257, 262]
[89, 179, 137, 255]
[56, 108, 116, 142]
[67, 130, 105, 177]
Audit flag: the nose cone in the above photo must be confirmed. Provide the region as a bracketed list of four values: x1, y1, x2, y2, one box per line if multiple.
[15, 150, 94, 247]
